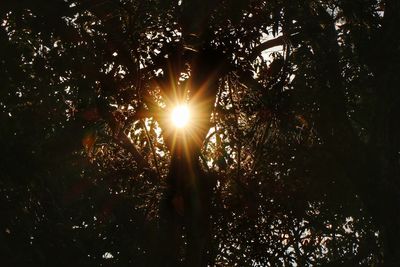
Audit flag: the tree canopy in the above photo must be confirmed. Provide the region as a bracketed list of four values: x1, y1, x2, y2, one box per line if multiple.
[1, 0, 399, 266]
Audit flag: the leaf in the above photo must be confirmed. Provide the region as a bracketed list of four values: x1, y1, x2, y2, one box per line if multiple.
[82, 131, 97, 153]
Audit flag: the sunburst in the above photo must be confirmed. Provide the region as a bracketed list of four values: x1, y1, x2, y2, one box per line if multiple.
[171, 104, 190, 129]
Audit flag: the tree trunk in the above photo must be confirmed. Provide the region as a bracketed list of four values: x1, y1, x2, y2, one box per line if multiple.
[156, 46, 225, 266]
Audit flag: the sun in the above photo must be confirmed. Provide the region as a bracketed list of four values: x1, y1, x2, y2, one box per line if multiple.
[171, 104, 190, 128]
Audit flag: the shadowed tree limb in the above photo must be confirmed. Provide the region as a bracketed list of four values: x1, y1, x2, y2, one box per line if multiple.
[248, 32, 300, 61]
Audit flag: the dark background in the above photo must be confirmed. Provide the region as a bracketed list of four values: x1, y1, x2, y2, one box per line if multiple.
[1, 0, 399, 266]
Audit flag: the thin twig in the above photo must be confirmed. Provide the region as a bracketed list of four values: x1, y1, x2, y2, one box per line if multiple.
[140, 119, 162, 180]
[227, 76, 241, 180]
[247, 122, 270, 178]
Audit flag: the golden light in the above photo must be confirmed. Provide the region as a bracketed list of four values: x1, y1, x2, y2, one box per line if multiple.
[171, 104, 190, 128]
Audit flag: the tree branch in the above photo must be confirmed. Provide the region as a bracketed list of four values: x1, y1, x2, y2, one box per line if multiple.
[140, 119, 162, 180]
[96, 97, 158, 180]
[248, 33, 300, 61]
[114, 132, 158, 181]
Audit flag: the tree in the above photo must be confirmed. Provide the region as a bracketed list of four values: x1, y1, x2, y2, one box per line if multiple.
[1, 0, 399, 266]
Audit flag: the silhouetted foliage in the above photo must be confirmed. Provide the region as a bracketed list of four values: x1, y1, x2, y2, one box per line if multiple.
[1, 0, 399, 266]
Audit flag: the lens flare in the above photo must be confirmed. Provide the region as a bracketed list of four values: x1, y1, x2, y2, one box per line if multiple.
[171, 104, 190, 128]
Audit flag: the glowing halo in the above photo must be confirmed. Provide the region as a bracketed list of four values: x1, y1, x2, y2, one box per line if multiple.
[171, 104, 190, 128]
